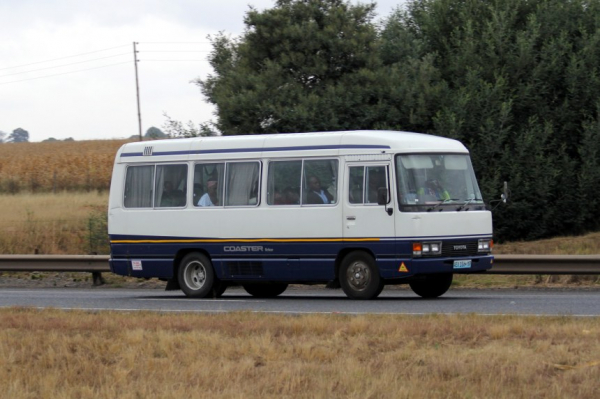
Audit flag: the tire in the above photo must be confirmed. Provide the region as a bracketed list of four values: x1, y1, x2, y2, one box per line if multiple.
[242, 283, 288, 298]
[409, 274, 453, 298]
[178, 252, 215, 298]
[339, 252, 384, 299]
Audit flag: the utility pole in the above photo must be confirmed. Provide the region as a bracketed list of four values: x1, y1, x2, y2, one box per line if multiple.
[133, 42, 142, 141]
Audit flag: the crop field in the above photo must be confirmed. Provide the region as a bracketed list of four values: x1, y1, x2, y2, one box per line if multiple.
[0, 191, 108, 255]
[0, 309, 599, 399]
[0, 139, 129, 193]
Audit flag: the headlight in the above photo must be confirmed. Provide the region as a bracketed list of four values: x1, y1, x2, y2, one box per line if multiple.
[413, 241, 442, 257]
[478, 239, 493, 253]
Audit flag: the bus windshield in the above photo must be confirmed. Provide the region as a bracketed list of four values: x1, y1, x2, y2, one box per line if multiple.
[395, 154, 484, 211]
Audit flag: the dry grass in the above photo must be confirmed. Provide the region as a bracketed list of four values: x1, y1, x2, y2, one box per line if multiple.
[0, 191, 107, 254]
[0, 309, 598, 399]
[0, 139, 128, 193]
[494, 232, 600, 255]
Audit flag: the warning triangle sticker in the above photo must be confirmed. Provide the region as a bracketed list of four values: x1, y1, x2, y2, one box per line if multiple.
[398, 262, 409, 273]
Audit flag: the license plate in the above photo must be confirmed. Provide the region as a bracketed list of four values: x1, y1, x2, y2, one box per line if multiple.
[453, 260, 472, 269]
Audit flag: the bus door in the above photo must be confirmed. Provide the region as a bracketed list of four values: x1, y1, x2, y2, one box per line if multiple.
[343, 162, 396, 266]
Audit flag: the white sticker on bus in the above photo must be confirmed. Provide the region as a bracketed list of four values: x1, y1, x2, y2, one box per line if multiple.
[131, 260, 143, 270]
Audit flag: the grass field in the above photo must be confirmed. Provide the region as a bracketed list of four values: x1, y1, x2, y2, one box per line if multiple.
[0, 191, 108, 254]
[0, 309, 598, 399]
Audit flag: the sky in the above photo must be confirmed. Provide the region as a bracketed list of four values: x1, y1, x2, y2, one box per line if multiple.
[1, 0, 406, 142]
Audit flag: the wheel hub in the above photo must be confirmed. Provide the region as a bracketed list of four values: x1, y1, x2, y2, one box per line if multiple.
[348, 262, 370, 290]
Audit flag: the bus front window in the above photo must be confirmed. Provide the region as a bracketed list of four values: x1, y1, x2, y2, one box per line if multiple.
[395, 154, 484, 211]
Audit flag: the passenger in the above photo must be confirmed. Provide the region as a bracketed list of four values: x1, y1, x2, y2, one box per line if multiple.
[198, 178, 219, 206]
[161, 181, 184, 207]
[306, 176, 333, 204]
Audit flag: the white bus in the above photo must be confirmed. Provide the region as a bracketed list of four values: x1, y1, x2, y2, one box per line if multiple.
[108, 130, 493, 299]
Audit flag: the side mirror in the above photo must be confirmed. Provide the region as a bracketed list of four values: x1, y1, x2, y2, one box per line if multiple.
[377, 187, 388, 206]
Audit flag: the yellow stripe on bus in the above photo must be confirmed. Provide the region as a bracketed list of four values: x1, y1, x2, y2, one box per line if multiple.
[110, 238, 381, 244]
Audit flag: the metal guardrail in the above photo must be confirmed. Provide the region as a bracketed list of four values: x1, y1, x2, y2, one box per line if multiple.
[0, 255, 110, 272]
[0, 255, 599, 275]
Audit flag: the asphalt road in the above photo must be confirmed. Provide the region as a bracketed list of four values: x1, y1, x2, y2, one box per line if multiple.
[1, 286, 599, 316]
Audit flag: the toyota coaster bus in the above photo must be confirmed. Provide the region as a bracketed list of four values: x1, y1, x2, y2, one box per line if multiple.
[108, 130, 493, 299]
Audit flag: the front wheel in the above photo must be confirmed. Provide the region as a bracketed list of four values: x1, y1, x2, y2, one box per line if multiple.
[339, 252, 384, 299]
[242, 283, 288, 298]
[409, 274, 453, 298]
[178, 252, 215, 298]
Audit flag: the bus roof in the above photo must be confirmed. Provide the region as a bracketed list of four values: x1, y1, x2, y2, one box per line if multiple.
[116, 130, 468, 161]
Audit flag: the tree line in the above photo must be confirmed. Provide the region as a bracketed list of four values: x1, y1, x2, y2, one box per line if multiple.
[195, 0, 600, 242]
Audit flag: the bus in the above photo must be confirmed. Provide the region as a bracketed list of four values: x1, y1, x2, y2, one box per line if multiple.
[108, 130, 493, 299]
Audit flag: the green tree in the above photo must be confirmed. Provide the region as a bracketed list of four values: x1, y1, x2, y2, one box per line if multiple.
[198, 0, 382, 135]
[7, 128, 29, 143]
[162, 114, 216, 138]
[382, 0, 600, 240]
[145, 126, 167, 140]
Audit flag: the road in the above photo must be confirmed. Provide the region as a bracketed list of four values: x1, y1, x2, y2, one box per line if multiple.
[0, 286, 599, 316]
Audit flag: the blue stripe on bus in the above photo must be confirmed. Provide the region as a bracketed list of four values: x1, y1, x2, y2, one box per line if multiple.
[120, 144, 391, 158]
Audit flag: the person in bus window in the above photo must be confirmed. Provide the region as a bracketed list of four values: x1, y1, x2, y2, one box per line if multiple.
[161, 181, 185, 207]
[306, 176, 333, 204]
[198, 178, 219, 206]
[420, 179, 450, 200]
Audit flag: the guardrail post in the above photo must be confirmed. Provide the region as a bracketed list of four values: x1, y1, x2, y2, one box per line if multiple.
[92, 272, 106, 286]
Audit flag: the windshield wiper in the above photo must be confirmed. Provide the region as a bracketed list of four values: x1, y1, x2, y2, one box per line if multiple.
[427, 198, 459, 212]
[456, 198, 483, 211]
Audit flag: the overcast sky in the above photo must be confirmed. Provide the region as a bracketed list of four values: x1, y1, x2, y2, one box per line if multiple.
[1, 0, 406, 142]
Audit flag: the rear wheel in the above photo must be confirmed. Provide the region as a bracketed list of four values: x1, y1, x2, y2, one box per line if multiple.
[178, 252, 215, 298]
[339, 252, 384, 299]
[242, 283, 288, 298]
[409, 274, 453, 298]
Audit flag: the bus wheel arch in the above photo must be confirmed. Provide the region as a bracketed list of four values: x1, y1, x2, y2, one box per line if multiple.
[338, 250, 384, 300]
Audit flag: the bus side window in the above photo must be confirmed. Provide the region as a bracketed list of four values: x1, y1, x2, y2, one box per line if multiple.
[225, 162, 260, 206]
[124, 165, 154, 208]
[267, 160, 302, 205]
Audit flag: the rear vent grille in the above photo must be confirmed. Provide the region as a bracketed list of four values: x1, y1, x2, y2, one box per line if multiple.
[442, 242, 478, 257]
[226, 261, 263, 276]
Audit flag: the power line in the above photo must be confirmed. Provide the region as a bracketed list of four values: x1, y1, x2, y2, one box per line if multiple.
[0, 53, 131, 78]
[0, 61, 131, 85]
[140, 60, 208, 62]
[138, 42, 211, 44]
[0, 44, 130, 71]
[138, 50, 211, 53]
[0, 42, 214, 85]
